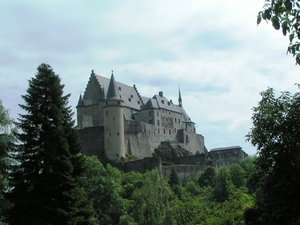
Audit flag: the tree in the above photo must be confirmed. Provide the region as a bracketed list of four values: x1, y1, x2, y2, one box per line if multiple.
[6, 63, 95, 225]
[0, 101, 15, 222]
[246, 87, 300, 224]
[257, 0, 300, 64]
[198, 165, 216, 187]
[82, 156, 126, 225]
[213, 166, 232, 202]
[229, 164, 246, 189]
[168, 167, 180, 188]
[130, 170, 172, 225]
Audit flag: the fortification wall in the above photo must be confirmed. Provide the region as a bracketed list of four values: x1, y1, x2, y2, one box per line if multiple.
[172, 153, 207, 165]
[78, 127, 104, 158]
[162, 165, 206, 182]
[209, 148, 247, 169]
[125, 132, 153, 159]
[77, 104, 100, 129]
[124, 157, 162, 173]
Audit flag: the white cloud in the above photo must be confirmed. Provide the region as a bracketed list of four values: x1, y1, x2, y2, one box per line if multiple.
[1, 0, 299, 155]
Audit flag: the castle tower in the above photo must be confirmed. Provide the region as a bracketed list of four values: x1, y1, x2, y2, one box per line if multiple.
[103, 72, 126, 161]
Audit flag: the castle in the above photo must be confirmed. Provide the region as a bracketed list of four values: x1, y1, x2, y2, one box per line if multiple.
[77, 70, 247, 178]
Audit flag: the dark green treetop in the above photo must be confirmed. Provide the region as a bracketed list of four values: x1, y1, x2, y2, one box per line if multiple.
[246, 87, 300, 225]
[6, 63, 95, 225]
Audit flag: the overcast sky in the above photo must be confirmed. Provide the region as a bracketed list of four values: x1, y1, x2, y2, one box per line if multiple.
[1, 0, 299, 155]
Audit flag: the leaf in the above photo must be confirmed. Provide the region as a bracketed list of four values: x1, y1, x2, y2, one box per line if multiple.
[257, 12, 262, 25]
[272, 16, 281, 30]
[289, 33, 294, 42]
[284, 0, 293, 11]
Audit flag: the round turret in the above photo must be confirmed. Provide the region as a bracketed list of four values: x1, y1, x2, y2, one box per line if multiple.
[103, 73, 126, 161]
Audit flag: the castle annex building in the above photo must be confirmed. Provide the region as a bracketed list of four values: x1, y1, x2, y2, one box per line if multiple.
[77, 70, 207, 161]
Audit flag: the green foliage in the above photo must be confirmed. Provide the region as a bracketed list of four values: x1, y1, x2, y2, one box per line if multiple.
[0, 101, 15, 223]
[198, 165, 216, 187]
[82, 155, 125, 225]
[130, 170, 172, 225]
[6, 63, 95, 224]
[257, 0, 300, 64]
[213, 166, 233, 202]
[247, 87, 300, 224]
[230, 164, 246, 188]
[168, 167, 180, 188]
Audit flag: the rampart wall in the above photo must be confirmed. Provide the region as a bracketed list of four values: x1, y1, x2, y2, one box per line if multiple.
[79, 127, 104, 158]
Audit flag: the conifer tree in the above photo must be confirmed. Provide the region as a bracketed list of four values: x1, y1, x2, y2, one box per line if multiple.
[6, 63, 95, 225]
[168, 167, 180, 188]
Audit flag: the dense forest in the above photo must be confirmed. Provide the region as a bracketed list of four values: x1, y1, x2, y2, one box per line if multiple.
[1, 63, 300, 225]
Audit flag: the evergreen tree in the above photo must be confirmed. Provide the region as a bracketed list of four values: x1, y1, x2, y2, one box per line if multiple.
[168, 167, 180, 188]
[6, 63, 95, 225]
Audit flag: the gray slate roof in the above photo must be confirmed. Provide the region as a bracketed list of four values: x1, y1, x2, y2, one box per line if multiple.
[94, 73, 193, 123]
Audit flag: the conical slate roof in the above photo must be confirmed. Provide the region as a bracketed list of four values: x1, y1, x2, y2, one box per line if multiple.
[77, 94, 84, 106]
[106, 72, 121, 100]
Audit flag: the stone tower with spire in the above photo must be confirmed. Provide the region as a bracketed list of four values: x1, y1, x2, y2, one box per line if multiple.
[103, 72, 126, 161]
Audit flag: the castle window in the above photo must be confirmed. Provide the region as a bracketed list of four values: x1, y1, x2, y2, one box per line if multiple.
[169, 129, 171, 135]
[128, 98, 131, 102]
[157, 111, 159, 116]
[137, 101, 140, 104]
[175, 118, 177, 123]
[109, 133, 111, 136]
[149, 120, 152, 124]
[161, 100, 164, 104]
[131, 94, 133, 98]
[113, 117, 115, 121]
[149, 111, 152, 117]
[119, 87, 121, 91]
[157, 120, 160, 126]
[106, 110, 108, 115]
[117, 132, 119, 136]
[164, 129, 166, 134]
[118, 101, 120, 104]
[158, 128, 160, 134]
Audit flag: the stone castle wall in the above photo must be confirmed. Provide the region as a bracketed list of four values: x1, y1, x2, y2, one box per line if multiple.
[79, 127, 104, 158]
[162, 165, 206, 182]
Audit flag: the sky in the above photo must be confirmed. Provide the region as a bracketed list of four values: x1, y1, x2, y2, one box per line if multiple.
[1, 0, 299, 155]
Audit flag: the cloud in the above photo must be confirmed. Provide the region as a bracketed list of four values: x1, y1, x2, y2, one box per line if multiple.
[1, 0, 299, 155]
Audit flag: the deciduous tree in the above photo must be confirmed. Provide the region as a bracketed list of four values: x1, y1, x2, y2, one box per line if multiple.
[0, 101, 15, 223]
[246, 87, 300, 224]
[257, 0, 300, 64]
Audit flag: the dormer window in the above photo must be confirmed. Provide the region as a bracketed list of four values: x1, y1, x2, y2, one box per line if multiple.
[161, 100, 164, 104]
[119, 87, 122, 91]
[131, 94, 133, 98]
